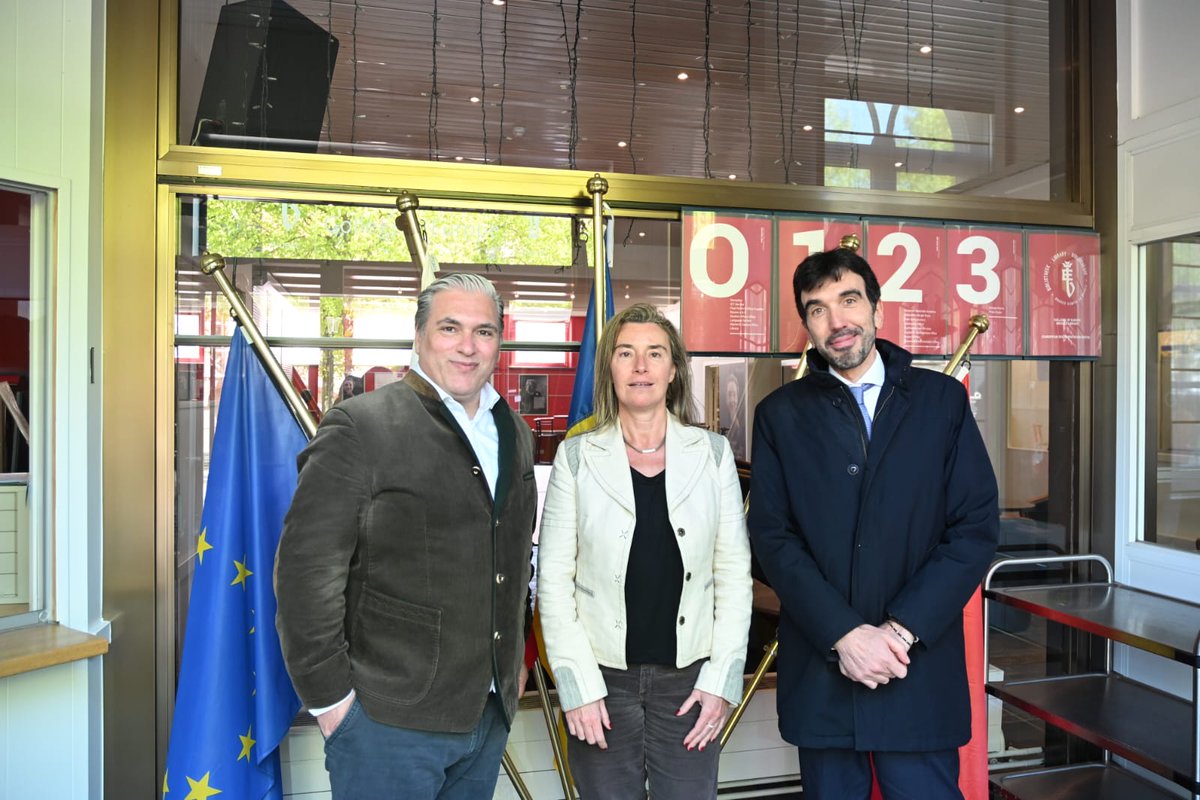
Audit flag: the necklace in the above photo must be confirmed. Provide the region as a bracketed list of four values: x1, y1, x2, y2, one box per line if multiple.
[623, 437, 665, 454]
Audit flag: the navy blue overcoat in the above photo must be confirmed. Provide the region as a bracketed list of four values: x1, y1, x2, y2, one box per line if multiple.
[748, 339, 998, 752]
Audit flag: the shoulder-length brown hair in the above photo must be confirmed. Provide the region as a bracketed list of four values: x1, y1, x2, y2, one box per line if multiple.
[593, 304, 695, 429]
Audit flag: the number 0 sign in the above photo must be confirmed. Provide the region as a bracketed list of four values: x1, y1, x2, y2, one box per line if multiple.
[682, 211, 773, 352]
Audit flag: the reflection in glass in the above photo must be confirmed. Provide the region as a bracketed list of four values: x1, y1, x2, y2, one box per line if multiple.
[1146, 235, 1200, 553]
[178, 0, 1070, 199]
[0, 189, 34, 619]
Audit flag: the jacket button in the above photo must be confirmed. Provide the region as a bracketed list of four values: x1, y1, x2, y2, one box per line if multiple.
[493, 631, 502, 642]
[677, 528, 686, 537]
[685, 572, 692, 581]
[472, 466, 482, 476]
[847, 464, 860, 476]
[678, 616, 686, 625]
[495, 573, 506, 585]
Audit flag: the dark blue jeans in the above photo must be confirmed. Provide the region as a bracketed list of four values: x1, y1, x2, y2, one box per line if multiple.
[566, 662, 720, 800]
[323, 693, 509, 799]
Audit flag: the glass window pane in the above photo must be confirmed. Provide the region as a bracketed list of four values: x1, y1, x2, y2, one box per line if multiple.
[178, 0, 1073, 199]
[1146, 234, 1200, 552]
[0, 188, 40, 621]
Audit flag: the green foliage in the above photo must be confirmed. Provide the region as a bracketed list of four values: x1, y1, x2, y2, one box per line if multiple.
[897, 106, 955, 152]
[897, 172, 957, 194]
[205, 199, 573, 266]
[824, 167, 872, 189]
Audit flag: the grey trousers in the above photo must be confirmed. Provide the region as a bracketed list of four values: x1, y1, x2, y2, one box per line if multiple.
[566, 661, 720, 800]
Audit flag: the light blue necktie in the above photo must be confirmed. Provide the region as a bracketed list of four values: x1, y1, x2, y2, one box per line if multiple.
[849, 383, 873, 439]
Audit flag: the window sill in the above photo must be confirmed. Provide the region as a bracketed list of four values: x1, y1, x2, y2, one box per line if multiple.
[0, 623, 108, 679]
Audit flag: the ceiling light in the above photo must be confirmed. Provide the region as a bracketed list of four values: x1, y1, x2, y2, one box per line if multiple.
[470, 96, 480, 103]
[894, 161, 903, 168]
[617, 140, 627, 148]
[802, 124, 813, 132]
[492, 0, 505, 5]
[454, 156, 464, 161]
[1014, 106, 1025, 114]
[638, 231, 645, 237]
[677, 71, 689, 80]
[919, 45, 932, 54]
[728, 174, 737, 180]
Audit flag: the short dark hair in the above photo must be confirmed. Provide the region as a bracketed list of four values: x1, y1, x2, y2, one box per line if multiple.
[792, 248, 882, 323]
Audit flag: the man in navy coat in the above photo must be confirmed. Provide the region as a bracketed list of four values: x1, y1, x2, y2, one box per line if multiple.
[748, 247, 998, 798]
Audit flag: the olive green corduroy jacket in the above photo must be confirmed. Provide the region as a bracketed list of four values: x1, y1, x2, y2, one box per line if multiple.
[275, 371, 536, 732]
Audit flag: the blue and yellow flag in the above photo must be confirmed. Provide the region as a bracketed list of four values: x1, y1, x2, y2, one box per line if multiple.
[566, 219, 615, 437]
[163, 328, 307, 800]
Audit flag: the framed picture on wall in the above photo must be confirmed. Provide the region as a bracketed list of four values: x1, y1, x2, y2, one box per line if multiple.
[518, 373, 548, 415]
[717, 362, 748, 462]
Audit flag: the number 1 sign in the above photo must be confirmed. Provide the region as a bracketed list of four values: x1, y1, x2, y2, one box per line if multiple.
[776, 216, 865, 354]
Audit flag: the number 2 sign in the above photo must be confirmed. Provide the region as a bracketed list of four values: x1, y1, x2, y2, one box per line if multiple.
[867, 221, 949, 355]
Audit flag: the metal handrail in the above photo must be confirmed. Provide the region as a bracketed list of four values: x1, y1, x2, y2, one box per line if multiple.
[982, 553, 1115, 682]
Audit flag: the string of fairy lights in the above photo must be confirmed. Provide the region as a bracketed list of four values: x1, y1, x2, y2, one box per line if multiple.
[311, 0, 953, 183]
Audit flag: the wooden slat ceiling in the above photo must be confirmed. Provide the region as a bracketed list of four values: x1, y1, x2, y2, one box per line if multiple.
[183, 0, 1055, 190]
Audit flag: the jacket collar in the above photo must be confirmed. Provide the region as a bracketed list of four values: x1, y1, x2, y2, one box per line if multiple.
[402, 370, 515, 512]
[581, 415, 709, 516]
[806, 338, 913, 393]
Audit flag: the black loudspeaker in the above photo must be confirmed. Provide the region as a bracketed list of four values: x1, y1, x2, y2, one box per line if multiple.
[191, 0, 339, 153]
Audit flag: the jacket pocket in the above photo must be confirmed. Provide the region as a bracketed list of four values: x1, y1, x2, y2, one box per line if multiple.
[574, 581, 595, 598]
[350, 587, 442, 706]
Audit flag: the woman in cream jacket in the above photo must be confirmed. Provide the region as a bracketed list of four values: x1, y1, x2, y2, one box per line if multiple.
[537, 304, 753, 800]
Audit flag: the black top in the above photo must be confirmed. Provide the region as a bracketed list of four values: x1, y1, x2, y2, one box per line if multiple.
[624, 467, 684, 666]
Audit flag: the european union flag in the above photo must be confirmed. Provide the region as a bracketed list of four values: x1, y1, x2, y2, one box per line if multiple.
[164, 328, 307, 800]
[567, 218, 614, 436]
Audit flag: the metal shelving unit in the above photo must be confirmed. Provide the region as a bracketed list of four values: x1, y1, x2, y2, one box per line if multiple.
[984, 555, 1200, 800]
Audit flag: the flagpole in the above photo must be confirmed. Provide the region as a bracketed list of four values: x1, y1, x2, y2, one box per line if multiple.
[199, 252, 318, 439]
[587, 174, 609, 346]
[395, 190, 439, 290]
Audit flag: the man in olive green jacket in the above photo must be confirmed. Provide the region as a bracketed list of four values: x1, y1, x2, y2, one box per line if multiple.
[275, 274, 537, 799]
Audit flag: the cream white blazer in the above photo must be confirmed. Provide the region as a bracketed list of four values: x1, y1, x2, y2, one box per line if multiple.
[537, 416, 753, 711]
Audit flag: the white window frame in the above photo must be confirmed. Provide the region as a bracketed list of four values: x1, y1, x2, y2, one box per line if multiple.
[0, 178, 54, 631]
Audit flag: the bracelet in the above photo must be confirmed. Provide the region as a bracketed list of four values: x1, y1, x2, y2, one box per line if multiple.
[886, 620, 914, 648]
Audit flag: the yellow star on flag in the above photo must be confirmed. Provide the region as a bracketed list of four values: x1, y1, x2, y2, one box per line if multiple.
[237, 725, 256, 762]
[230, 556, 253, 590]
[162, 768, 169, 796]
[196, 530, 213, 565]
[184, 771, 222, 800]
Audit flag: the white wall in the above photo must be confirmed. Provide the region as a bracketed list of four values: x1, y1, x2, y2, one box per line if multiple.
[0, 1, 107, 797]
[1114, 0, 1200, 694]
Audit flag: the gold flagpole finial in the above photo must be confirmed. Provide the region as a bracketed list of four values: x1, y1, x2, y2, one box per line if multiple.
[838, 233, 861, 253]
[588, 175, 610, 347]
[395, 190, 438, 290]
[199, 252, 318, 439]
